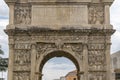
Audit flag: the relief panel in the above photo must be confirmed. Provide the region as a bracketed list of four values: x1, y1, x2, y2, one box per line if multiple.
[88, 72, 106, 80]
[88, 50, 106, 71]
[13, 72, 30, 80]
[14, 4, 31, 24]
[88, 5, 104, 24]
[14, 50, 31, 65]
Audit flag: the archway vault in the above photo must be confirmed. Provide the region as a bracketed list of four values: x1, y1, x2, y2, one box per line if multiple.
[39, 50, 80, 72]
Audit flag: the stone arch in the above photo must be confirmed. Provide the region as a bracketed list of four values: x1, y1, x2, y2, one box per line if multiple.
[36, 50, 81, 80]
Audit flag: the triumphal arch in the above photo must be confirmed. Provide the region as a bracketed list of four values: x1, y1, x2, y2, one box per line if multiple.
[5, 0, 114, 80]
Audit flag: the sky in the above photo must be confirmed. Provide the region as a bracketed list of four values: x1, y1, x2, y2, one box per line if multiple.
[0, 0, 120, 80]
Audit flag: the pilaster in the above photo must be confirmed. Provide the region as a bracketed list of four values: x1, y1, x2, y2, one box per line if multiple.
[31, 43, 37, 80]
[104, 5, 110, 25]
[9, 4, 15, 25]
[8, 44, 14, 80]
[83, 44, 88, 80]
[105, 43, 112, 80]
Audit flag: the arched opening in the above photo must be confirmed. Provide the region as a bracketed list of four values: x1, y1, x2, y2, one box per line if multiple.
[38, 50, 80, 80]
[42, 57, 76, 80]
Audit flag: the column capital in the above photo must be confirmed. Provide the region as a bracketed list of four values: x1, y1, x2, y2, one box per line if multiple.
[31, 43, 37, 49]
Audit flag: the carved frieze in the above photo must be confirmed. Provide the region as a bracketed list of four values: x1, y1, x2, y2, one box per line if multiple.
[13, 65, 31, 71]
[32, 36, 87, 43]
[88, 36, 105, 43]
[88, 50, 106, 71]
[13, 72, 30, 80]
[14, 36, 31, 42]
[88, 44, 105, 50]
[88, 72, 106, 80]
[14, 50, 31, 65]
[36, 43, 83, 60]
[14, 43, 31, 49]
[89, 5, 104, 24]
[14, 4, 31, 24]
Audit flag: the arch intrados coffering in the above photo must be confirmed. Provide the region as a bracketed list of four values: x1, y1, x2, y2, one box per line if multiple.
[39, 50, 80, 72]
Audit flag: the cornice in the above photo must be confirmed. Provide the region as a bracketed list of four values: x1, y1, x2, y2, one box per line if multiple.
[4, 27, 115, 36]
[4, 0, 17, 5]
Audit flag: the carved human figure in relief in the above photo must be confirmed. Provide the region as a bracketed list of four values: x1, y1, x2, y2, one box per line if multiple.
[89, 6, 104, 24]
[14, 50, 31, 65]
[15, 5, 31, 24]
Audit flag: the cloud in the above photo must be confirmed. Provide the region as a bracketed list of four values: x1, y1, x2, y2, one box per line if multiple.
[0, 19, 9, 58]
[111, 31, 120, 53]
[0, 0, 9, 19]
[110, 0, 120, 53]
[42, 57, 76, 80]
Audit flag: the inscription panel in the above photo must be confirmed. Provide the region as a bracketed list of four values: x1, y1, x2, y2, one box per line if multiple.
[32, 5, 88, 28]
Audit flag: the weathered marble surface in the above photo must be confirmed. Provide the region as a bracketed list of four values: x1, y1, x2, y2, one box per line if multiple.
[4, 0, 114, 80]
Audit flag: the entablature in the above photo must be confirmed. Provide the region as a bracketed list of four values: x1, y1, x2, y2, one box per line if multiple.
[5, 0, 114, 4]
